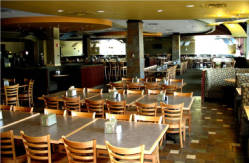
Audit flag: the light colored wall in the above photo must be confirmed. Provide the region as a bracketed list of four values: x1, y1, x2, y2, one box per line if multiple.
[0, 42, 25, 53]
[61, 41, 83, 57]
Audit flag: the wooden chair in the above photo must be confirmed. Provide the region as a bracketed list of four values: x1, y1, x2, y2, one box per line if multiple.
[148, 89, 165, 95]
[170, 78, 184, 92]
[87, 88, 103, 94]
[44, 96, 59, 110]
[144, 82, 161, 91]
[44, 108, 67, 116]
[1, 130, 26, 163]
[160, 103, 185, 148]
[4, 84, 19, 106]
[19, 80, 34, 107]
[110, 82, 125, 90]
[106, 100, 126, 114]
[135, 102, 157, 116]
[62, 136, 97, 163]
[155, 78, 162, 83]
[85, 99, 105, 118]
[105, 141, 145, 163]
[173, 92, 193, 136]
[162, 85, 177, 95]
[108, 89, 125, 95]
[127, 89, 144, 95]
[106, 113, 132, 121]
[134, 114, 162, 124]
[63, 96, 81, 112]
[13, 106, 33, 113]
[20, 130, 52, 163]
[74, 88, 85, 94]
[121, 77, 132, 82]
[71, 111, 96, 119]
[0, 105, 12, 110]
[127, 82, 141, 90]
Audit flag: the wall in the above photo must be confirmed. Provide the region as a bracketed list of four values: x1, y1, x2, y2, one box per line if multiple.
[61, 41, 83, 57]
[144, 37, 172, 55]
[1, 42, 25, 53]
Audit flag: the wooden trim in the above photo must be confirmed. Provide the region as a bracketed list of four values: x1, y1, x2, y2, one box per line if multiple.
[0, 113, 40, 129]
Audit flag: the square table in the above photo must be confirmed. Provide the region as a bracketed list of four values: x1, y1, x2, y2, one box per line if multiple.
[0, 110, 40, 129]
[88, 93, 144, 107]
[137, 95, 194, 110]
[66, 119, 169, 155]
[0, 114, 96, 143]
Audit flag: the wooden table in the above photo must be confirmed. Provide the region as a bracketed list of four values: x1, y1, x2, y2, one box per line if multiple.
[87, 93, 144, 107]
[0, 111, 40, 129]
[236, 88, 241, 96]
[66, 118, 169, 155]
[38, 91, 99, 103]
[0, 114, 96, 144]
[243, 106, 249, 121]
[137, 95, 194, 111]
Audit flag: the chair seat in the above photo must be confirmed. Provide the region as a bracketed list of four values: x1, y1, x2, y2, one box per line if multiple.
[1, 154, 26, 163]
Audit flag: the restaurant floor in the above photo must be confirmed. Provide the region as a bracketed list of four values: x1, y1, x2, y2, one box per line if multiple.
[159, 69, 248, 163]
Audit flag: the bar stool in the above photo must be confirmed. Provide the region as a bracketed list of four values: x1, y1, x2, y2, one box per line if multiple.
[110, 62, 119, 81]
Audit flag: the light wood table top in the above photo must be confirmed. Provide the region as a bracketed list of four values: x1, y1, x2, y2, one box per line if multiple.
[137, 95, 194, 111]
[0, 111, 40, 129]
[236, 88, 241, 96]
[87, 93, 144, 107]
[0, 114, 96, 144]
[224, 78, 236, 83]
[66, 118, 169, 155]
[243, 106, 249, 121]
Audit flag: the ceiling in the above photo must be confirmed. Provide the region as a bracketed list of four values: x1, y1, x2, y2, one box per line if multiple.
[2, 0, 249, 20]
[1, 0, 248, 36]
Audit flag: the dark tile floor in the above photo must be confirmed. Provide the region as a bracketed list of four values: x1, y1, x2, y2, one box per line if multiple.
[159, 96, 248, 163]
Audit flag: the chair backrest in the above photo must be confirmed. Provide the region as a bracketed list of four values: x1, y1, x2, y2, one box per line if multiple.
[144, 82, 161, 90]
[170, 79, 183, 84]
[121, 77, 132, 82]
[4, 84, 19, 106]
[1, 130, 16, 161]
[44, 108, 66, 116]
[173, 92, 193, 97]
[135, 102, 157, 116]
[0, 105, 12, 110]
[20, 131, 51, 163]
[13, 106, 33, 113]
[44, 96, 59, 109]
[162, 85, 177, 95]
[160, 103, 184, 124]
[108, 89, 125, 95]
[127, 90, 144, 95]
[62, 137, 97, 163]
[127, 83, 141, 90]
[148, 89, 165, 95]
[85, 99, 105, 118]
[106, 113, 132, 121]
[110, 83, 124, 90]
[106, 100, 126, 114]
[87, 88, 103, 94]
[63, 96, 81, 111]
[155, 78, 162, 83]
[71, 111, 96, 119]
[28, 80, 34, 105]
[105, 141, 144, 163]
[74, 88, 84, 94]
[134, 114, 162, 124]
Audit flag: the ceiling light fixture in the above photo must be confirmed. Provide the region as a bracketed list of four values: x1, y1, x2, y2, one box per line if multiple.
[97, 10, 104, 13]
[186, 5, 195, 8]
[157, 9, 163, 13]
[57, 9, 64, 13]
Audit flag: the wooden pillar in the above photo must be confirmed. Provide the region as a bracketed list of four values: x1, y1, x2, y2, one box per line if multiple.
[83, 34, 90, 57]
[172, 33, 181, 62]
[45, 27, 61, 66]
[126, 20, 144, 78]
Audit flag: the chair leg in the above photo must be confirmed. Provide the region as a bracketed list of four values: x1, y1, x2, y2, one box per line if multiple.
[179, 129, 183, 148]
[188, 117, 191, 136]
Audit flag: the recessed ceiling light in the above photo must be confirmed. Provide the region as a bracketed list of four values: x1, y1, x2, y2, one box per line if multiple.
[157, 9, 163, 13]
[97, 10, 104, 13]
[57, 9, 64, 13]
[186, 5, 195, 8]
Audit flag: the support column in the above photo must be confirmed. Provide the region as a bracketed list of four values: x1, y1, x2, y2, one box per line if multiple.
[126, 20, 144, 78]
[83, 34, 90, 57]
[45, 27, 61, 66]
[172, 33, 181, 62]
[246, 23, 249, 59]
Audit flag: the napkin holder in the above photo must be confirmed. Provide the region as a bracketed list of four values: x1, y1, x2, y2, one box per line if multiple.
[105, 117, 117, 134]
[0, 111, 2, 120]
[40, 114, 57, 126]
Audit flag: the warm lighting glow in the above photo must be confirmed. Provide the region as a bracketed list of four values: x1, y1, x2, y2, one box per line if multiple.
[157, 9, 163, 13]
[96, 10, 104, 13]
[57, 9, 64, 13]
[186, 5, 195, 8]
